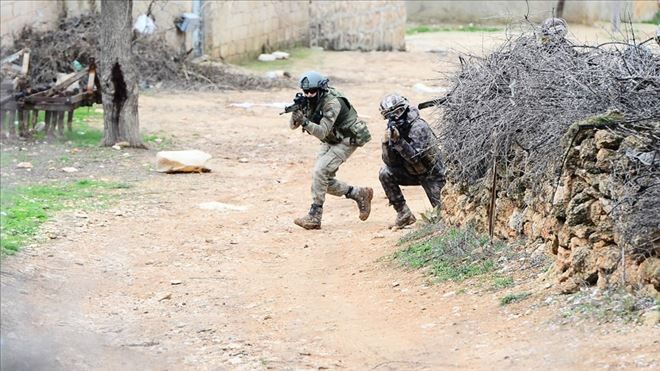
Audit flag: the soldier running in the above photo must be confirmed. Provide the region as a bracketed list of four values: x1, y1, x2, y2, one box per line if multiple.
[289, 71, 373, 230]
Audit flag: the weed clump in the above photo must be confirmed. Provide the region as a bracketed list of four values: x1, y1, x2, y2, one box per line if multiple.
[395, 223, 503, 282]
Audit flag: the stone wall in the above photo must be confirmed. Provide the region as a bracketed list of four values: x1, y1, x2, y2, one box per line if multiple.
[203, 1, 309, 62]
[407, 0, 659, 25]
[1, 0, 407, 63]
[1, 0, 60, 46]
[309, 0, 406, 51]
[442, 114, 659, 295]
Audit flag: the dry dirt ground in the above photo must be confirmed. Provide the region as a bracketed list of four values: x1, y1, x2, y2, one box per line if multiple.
[2, 25, 659, 370]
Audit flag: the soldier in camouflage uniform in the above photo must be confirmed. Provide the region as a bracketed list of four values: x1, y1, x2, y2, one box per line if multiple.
[289, 71, 373, 230]
[378, 93, 445, 229]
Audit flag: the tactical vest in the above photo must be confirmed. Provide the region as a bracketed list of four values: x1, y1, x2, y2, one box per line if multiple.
[309, 88, 371, 146]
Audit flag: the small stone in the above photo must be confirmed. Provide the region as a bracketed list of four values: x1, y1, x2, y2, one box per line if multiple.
[16, 162, 33, 169]
[62, 167, 78, 173]
[641, 310, 659, 326]
[157, 292, 172, 301]
[112, 144, 122, 150]
[238, 158, 249, 163]
[170, 280, 182, 285]
[392, 282, 400, 288]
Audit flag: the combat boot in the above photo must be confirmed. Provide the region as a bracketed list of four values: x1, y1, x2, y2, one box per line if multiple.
[294, 204, 323, 230]
[347, 186, 373, 221]
[391, 203, 416, 229]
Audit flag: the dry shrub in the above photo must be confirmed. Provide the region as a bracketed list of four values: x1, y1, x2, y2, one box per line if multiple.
[434, 20, 659, 256]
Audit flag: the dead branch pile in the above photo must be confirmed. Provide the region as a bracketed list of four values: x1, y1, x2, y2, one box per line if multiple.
[437, 24, 659, 190]
[435, 21, 659, 255]
[1, 13, 290, 91]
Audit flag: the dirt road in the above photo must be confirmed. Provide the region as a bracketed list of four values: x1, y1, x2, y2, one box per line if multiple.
[2, 26, 658, 370]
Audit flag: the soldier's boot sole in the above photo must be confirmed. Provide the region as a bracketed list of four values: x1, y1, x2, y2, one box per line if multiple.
[390, 213, 417, 230]
[294, 217, 321, 230]
[358, 187, 374, 221]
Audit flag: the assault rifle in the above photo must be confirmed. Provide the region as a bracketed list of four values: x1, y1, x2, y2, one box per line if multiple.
[280, 92, 307, 115]
[417, 96, 448, 110]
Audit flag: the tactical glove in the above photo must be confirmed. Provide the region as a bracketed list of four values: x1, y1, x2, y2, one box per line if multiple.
[290, 110, 306, 129]
[382, 127, 400, 144]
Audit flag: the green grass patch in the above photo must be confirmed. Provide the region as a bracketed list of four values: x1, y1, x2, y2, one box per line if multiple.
[0, 179, 129, 254]
[143, 133, 172, 149]
[641, 10, 659, 25]
[500, 292, 531, 305]
[397, 223, 440, 246]
[492, 276, 515, 289]
[64, 107, 104, 147]
[32, 106, 104, 147]
[406, 24, 501, 35]
[238, 47, 321, 72]
[395, 224, 502, 282]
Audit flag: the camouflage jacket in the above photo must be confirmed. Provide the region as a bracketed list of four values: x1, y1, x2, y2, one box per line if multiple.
[382, 107, 441, 176]
[300, 87, 360, 144]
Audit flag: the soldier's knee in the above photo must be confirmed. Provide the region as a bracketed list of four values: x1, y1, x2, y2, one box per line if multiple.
[313, 166, 331, 180]
[379, 167, 392, 183]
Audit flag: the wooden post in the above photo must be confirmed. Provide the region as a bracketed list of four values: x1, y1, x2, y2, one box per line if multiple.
[7, 110, 16, 137]
[57, 111, 65, 137]
[31, 110, 38, 132]
[67, 110, 74, 132]
[44, 111, 53, 138]
[17, 110, 26, 137]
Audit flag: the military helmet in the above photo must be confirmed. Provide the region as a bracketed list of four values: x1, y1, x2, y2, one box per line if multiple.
[379, 93, 410, 119]
[541, 17, 568, 38]
[299, 71, 329, 91]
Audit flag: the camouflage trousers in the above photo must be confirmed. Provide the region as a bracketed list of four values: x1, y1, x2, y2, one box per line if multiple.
[311, 138, 357, 206]
[378, 162, 445, 209]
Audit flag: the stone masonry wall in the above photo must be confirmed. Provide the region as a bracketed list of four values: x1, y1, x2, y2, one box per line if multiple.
[1, 0, 407, 63]
[442, 116, 659, 295]
[203, 0, 309, 63]
[309, 0, 406, 51]
[407, 0, 658, 25]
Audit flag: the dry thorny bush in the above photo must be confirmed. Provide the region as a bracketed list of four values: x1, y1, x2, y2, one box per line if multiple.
[432, 20, 659, 257]
[1, 13, 290, 91]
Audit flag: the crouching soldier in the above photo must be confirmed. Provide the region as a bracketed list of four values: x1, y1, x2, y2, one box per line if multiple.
[289, 71, 373, 230]
[378, 93, 445, 229]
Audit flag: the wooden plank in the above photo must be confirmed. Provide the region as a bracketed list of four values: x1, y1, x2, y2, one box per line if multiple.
[45, 68, 89, 97]
[86, 68, 96, 94]
[0, 49, 24, 65]
[21, 52, 30, 75]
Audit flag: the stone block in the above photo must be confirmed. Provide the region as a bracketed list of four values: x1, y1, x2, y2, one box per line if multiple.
[594, 129, 622, 149]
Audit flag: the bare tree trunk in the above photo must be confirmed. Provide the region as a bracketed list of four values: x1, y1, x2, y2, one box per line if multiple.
[100, 0, 144, 148]
[556, 0, 566, 18]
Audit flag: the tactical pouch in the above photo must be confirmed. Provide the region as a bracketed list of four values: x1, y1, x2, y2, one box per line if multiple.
[344, 120, 371, 147]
